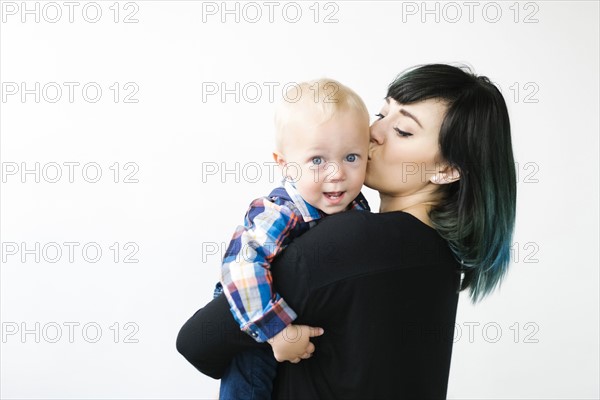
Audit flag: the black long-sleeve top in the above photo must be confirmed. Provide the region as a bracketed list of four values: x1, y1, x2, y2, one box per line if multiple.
[177, 210, 461, 399]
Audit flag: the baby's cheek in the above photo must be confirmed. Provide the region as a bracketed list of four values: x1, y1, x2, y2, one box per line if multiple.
[353, 165, 368, 183]
[296, 173, 322, 200]
[301, 166, 318, 183]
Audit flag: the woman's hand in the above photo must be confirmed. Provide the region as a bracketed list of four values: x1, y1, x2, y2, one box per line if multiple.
[268, 324, 324, 363]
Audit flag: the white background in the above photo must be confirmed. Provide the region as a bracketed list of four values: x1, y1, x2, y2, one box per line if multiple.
[1, 1, 598, 399]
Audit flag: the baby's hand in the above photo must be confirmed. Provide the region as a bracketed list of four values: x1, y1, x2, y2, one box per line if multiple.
[268, 324, 324, 363]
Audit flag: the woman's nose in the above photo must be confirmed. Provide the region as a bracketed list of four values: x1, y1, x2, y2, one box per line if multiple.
[369, 123, 384, 145]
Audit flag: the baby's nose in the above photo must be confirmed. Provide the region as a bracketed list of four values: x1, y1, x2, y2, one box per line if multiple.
[326, 162, 346, 182]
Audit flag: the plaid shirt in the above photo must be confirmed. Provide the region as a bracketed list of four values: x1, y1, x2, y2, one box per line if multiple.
[221, 179, 370, 342]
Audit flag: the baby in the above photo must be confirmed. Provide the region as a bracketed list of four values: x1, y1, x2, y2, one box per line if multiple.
[216, 78, 370, 399]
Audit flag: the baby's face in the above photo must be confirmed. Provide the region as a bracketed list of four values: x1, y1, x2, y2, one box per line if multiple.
[278, 111, 369, 214]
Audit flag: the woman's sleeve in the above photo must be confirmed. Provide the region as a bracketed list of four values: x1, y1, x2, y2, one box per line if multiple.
[176, 293, 268, 379]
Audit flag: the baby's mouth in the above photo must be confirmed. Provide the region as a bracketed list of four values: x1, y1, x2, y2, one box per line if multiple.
[323, 191, 345, 200]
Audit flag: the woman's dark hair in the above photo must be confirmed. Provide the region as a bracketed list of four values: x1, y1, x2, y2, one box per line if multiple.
[387, 64, 517, 302]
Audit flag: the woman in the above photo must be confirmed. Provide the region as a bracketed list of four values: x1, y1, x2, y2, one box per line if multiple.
[177, 64, 516, 399]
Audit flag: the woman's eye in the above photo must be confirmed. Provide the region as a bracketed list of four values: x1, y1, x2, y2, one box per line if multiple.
[375, 113, 385, 120]
[311, 157, 323, 165]
[345, 154, 357, 162]
[394, 127, 413, 137]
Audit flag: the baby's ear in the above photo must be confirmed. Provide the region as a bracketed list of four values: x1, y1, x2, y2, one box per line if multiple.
[429, 166, 460, 185]
[272, 151, 286, 168]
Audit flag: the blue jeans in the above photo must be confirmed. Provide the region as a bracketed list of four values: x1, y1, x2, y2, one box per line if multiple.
[214, 283, 278, 400]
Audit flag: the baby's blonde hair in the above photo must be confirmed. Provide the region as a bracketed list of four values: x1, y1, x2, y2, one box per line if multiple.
[274, 78, 369, 151]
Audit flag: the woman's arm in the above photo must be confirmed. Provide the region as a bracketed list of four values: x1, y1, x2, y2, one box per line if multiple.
[176, 212, 365, 378]
[176, 293, 265, 379]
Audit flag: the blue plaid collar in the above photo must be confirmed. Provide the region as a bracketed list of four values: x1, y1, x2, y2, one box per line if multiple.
[283, 179, 323, 222]
[267, 179, 323, 223]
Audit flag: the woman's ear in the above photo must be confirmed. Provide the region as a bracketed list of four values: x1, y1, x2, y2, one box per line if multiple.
[429, 166, 460, 185]
[272, 151, 286, 168]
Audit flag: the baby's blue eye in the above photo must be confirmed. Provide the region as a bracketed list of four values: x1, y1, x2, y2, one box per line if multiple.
[345, 154, 357, 162]
[311, 157, 323, 165]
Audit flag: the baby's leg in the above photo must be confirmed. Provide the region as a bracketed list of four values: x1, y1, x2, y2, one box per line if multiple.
[219, 347, 277, 400]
